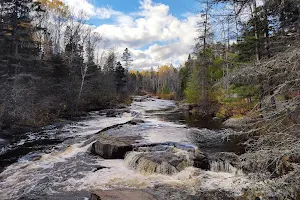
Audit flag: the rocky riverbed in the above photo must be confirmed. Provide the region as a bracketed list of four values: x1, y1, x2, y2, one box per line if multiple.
[0, 96, 266, 200]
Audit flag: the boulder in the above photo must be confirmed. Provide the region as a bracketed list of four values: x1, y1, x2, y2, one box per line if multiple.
[148, 185, 238, 200]
[193, 151, 210, 170]
[128, 119, 145, 125]
[133, 96, 148, 102]
[125, 149, 193, 175]
[212, 152, 240, 166]
[106, 110, 121, 117]
[189, 128, 247, 155]
[91, 189, 157, 200]
[209, 152, 242, 173]
[91, 135, 142, 159]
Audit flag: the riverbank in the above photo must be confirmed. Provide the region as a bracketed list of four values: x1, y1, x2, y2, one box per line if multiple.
[0, 101, 131, 172]
[0, 96, 298, 199]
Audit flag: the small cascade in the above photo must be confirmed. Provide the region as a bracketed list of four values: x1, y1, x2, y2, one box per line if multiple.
[210, 160, 242, 174]
[124, 150, 193, 175]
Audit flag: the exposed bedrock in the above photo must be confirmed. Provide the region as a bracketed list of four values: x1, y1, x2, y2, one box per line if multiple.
[125, 144, 212, 175]
[124, 150, 192, 175]
[90, 187, 240, 200]
[90, 189, 156, 200]
[90, 134, 142, 159]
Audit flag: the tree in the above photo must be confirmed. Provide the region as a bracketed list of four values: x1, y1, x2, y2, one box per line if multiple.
[179, 54, 194, 97]
[0, 0, 44, 56]
[38, 0, 69, 55]
[185, 68, 202, 103]
[103, 51, 116, 74]
[85, 30, 102, 74]
[194, 0, 214, 105]
[114, 61, 126, 93]
[121, 48, 133, 70]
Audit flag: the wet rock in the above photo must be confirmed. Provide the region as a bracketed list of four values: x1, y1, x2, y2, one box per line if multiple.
[91, 189, 157, 200]
[136, 145, 170, 152]
[134, 142, 196, 153]
[90, 185, 242, 200]
[115, 103, 127, 109]
[193, 151, 210, 170]
[133, 96, 149, 102]
[92, 166, 108, 172]
[19, 153, 43, 162]
[125, 149, 193, 175]
[196, 190, 239, 200]
[0, 138, 8, 146]
[91, 134, 142, 159]
[211, 152, 240, 167]
[128, 119, 145, 125]
[106, 110, 122, 117]
[148, 185, 239, 200]
[190, 128, 247, 155]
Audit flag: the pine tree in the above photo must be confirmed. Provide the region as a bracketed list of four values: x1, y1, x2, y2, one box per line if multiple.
[194, 0, 214, 105]
[0, 0, 44, 55]
[121, 48, 133, 70]
[185, 68, 202, 103]
[114, 61, 126, 93]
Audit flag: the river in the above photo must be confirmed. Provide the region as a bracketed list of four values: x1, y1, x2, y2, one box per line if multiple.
[0, 96, 254, 200]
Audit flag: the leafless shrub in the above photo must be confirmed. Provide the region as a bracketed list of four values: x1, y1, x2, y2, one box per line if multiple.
[226, 47, 300, 198]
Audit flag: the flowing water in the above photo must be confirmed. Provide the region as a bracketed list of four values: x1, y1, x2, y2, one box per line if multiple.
[0, 97, 254, 200]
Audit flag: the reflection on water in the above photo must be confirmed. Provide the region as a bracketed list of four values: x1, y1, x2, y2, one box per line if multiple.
[146, 108, 223, 130]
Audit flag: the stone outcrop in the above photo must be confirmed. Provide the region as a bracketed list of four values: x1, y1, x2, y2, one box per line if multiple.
[193, 151, 210, 170]
[90, 189, 157, 200]
[90, 134, 142, 159]
[125, 145, 194, 175]
[128, 119, 145, 125]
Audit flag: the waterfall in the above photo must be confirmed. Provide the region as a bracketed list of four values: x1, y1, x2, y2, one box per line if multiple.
[210, 160, 242, 174]
[124, 151, 192, 175]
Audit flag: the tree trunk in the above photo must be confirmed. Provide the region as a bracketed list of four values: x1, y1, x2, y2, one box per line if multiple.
[251, 0, 260, 62]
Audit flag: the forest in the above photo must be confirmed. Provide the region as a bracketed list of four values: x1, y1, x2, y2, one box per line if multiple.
[0, 0, 300, 199]
[0, 0, 131, 130]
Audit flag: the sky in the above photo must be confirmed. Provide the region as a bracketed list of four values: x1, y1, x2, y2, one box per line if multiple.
[61, 0, 204, 71]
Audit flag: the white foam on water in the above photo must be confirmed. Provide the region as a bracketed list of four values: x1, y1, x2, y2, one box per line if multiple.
[130, 97, 176, 114]
[61, 112, 134, 137]
[0, 141, 93, 199]
[0, 112, 134, 199]
[62, 159, 253, 197]
[0, 96, 259, 199]
[142, 126, 190, 144]
[198, 170, 253, 195]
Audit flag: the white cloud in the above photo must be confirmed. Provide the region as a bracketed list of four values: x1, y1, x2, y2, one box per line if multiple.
[62, 0, 122, 19]
[63, 0, 203, 70]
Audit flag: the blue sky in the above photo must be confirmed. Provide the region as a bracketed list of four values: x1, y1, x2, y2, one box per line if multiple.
[62, 0, 205, 70]
[88, 0, 198, 19]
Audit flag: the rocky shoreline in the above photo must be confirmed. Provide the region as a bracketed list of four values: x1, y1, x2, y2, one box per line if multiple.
[2, 96, 295, 200]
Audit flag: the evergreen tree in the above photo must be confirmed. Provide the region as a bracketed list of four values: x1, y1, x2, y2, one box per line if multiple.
[179, 54, 193, 97]
[0, 0, 44, 55]
[185, 68, 202, 103]
[114, 61, 126, 93]
[121, 48, 133, 70]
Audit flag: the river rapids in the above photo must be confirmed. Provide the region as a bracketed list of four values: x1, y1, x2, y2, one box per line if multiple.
[0, 97, 256, 200]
